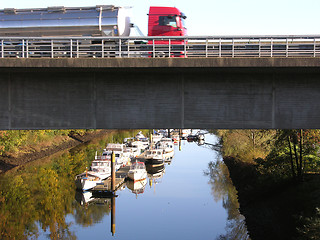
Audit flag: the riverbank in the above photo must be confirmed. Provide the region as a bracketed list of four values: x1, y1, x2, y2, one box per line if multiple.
[224, 156, 320, 240]
[0, 129, 115, 174]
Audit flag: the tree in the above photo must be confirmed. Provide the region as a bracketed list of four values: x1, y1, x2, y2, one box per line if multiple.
[263, 130, 320, 181]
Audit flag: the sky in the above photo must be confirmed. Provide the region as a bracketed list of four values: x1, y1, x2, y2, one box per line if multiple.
[1, 0, 320, 36]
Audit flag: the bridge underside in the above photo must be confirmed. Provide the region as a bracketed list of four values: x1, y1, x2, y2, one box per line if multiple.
[1, 58, 320, 129]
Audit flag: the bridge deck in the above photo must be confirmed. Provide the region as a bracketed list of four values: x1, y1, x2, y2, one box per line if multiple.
[1, 57, 320, 70]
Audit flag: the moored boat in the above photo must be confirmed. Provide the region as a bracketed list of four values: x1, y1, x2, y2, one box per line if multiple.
[75, 159, 111, 191]
[156, 137, 174, 160]
[141, 149, 164, 166]
[127, 161, 147, 182]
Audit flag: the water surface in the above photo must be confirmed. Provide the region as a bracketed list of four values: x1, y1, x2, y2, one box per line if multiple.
[0, 132, 250, 240]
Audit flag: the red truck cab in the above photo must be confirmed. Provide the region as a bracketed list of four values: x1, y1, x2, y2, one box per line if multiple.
[148, 6, 187, 37]
[147, 6, 187, 57]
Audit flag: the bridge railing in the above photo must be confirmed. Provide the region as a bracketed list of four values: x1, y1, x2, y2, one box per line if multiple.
[1, 35, 320, 58]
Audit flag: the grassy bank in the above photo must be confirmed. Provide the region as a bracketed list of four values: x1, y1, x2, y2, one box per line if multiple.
[0, 129, 113, 173]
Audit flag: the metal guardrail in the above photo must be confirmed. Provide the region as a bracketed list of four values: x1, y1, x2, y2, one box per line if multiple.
[1, 35, 320, 58]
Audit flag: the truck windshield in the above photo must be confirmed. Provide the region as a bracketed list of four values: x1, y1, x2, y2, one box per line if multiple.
[159, 15, 177, 28]
[180, 12, 187, 28]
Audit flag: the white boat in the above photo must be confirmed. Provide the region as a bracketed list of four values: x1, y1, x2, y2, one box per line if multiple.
[126, 140, 149, 157]
[75, 159, 111, 191]
[156, 138, 174, 153]
[135, 131, 148, 141]
[104, 143, 131, 167]
[171, 134, 180, 144]
[127, 161, 147, 182]
[156, 138, 174, 158]
[151, 132, 163, 143]
[181, 129, 192, 139]
[143, 149, 164, 161]
[75, 143, 130, 191]
[139, 149, 165, 166]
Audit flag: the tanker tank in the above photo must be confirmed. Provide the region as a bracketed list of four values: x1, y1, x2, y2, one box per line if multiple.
[0, 5, 131, 37]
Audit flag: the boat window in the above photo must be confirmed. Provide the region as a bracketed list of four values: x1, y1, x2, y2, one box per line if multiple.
[159, 15, 177, 28]
[115, 154, 120, 157]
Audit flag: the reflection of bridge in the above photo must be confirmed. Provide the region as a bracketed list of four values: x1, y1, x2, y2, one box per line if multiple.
[1, 36, 320, 130]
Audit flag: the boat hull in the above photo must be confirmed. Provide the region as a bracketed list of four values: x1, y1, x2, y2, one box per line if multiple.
[75, 177, 102, 191]
[75, 172, 110, 191]
[127, 170, 147, 182]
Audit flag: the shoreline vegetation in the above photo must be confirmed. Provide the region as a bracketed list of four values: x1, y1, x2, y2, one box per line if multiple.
[216, 130, 320, 240]
[0, 129, 117, 174]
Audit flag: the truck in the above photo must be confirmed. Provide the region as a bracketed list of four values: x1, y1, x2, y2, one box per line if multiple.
[0, 5, 186, 38]
[0, 5, 187, 57]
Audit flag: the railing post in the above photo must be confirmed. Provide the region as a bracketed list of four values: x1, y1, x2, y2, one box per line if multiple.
[259, 38, 261, 57]
[127, 39, 130, 58]
[51, 40, 54, 58]
[205, 38, 208, 58]
[1, 39, 3, 58]
[232, 39, 234, 57]
[270, 39, 273, 57]
[286, 38, 289, 57]
[102, 39, 104, 58]
[184, 38, 187, 58]
[26, 40, 29, 58]
[168, 38, 171, 58]
[76, 40, 79, 58]
[219, 38, 222, 57]
[314, 38, 316, 57]
[153, 39, 155, 58]
[70, 39, 73, 58]
[119, 38, 121, 57]
[22, 39, 25, 58]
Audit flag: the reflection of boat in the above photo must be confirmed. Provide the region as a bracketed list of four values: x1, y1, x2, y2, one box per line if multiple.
[75, 191, 112, 206]
[75, 190, 93, 205]
[126, 178, 147, 195]
[127, 161, 147, 182]
[147, 164, 165, 188]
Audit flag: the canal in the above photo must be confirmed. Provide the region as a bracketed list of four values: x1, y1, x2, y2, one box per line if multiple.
[0, 131, 250, 240]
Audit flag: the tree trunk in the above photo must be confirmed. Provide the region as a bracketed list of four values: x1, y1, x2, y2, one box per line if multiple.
[287, 135, 296, 179]
[293, 142, 301, 178]
[299, 129, 303, 181]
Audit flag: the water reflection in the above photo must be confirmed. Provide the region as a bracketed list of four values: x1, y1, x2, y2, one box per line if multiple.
[126, 179, 147, 196]
[0, 131, 250, 240]
[205, 159, 250, 240]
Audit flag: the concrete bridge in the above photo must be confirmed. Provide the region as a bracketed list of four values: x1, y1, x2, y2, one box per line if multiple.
[1, 56, 320, 130]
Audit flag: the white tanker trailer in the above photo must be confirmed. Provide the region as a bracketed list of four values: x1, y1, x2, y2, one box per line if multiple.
[0, 5, 131, 37]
